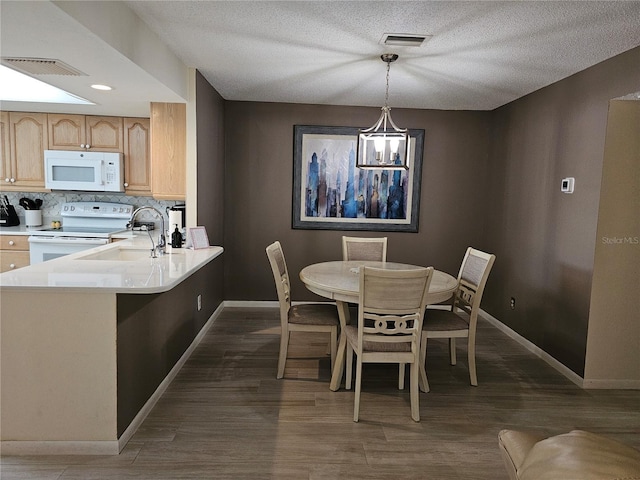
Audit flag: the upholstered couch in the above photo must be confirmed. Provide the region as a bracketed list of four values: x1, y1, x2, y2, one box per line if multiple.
[498, 429, 640, 480]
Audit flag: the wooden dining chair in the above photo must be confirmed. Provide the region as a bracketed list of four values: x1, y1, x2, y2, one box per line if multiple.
[344, 266, 433, 422]
[342, 236, 388, 262]
[419, 247, 496, 392]
[266, 241, 339, 379]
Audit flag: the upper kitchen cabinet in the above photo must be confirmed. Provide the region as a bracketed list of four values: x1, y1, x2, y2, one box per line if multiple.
[48, 114, 123, 152]
[150, 103, 186, 200]
[2, 112, 48, 192]
[123, 117, 151, 196]
[0, 112, 9, 187]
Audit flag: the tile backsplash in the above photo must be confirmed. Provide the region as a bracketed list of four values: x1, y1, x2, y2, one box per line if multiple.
[2, 191, 183, 229]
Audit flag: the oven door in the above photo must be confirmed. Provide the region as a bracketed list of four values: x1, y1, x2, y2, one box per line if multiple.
[28, 236, 109, 264]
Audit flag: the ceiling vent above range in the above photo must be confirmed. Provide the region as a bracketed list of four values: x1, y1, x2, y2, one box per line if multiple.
[379, 33, 432, 47]
[1, 57, 87, 76]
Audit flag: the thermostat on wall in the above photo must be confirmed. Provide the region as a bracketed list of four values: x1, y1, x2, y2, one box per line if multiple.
[561, 177, 575, 193]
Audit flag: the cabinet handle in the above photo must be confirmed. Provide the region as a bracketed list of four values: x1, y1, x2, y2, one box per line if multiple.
[85, 144, 91, 149]
[123, 182, 129, 187]
[8, 240, 15, 246]
[10, 263, 16, 269]
[4, 177, 8, 182]
[10, 178, 15, 183]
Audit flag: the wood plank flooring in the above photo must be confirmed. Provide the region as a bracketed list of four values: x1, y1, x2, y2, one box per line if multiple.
[2, 306, 639, 479]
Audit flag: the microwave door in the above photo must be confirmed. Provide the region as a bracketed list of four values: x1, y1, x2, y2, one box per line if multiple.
[45, 158, 103, 191]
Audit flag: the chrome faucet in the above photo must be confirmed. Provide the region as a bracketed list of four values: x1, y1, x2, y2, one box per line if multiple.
[128, 206, 166, 257]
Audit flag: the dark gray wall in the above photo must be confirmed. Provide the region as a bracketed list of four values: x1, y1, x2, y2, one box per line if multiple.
[223, 103, 491, 302]
[116, 258, 221, 436]
[484, 47, 640, 376]
[195, 70, 225, 308]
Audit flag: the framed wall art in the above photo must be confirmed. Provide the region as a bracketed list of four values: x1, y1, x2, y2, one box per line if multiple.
[292, 125, 425, 232]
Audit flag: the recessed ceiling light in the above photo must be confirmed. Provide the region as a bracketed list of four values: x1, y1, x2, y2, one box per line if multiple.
[91, 84, 112, 91]
[0, 65, 94, 104]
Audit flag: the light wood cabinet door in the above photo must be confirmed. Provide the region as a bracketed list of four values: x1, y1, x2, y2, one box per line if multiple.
[6, 112, 48, 191]
[48, 114, 123, 152]
[150, 102, 186, 200]
[123, 117, 151, 196]
[86, 116, 123, 152]
[47, 113, 86, 151]
[0, 111, 10, 187]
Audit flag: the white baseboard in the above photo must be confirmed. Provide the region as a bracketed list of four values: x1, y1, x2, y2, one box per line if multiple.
[224, 300, 279, 308]
[0, 440, 120, 456]
[478, 309, 585, 387]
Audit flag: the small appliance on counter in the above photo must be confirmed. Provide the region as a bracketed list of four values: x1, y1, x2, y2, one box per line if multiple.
[0, 196, 20, 227]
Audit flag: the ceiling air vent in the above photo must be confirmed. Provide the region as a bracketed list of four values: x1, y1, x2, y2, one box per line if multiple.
[1, 57, 86, 76]
[379, 33, 432, 47]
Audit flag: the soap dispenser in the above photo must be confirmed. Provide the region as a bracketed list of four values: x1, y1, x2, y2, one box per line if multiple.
[171, 224, 183, 248]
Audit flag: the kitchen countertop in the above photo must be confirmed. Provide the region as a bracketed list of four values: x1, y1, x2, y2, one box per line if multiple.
[0, 233, 223, 294]
[0, 223, 51, 235]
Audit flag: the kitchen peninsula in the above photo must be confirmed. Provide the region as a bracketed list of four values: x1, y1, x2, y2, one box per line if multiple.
[0, 234, 223, 455]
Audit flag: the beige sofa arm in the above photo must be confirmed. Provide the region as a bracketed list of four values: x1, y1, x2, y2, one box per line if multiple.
[498, 429, 640, 480]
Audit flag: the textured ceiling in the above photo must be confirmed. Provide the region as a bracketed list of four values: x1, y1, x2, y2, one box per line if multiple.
[1, 1, 639, 116]
[125, 0, 640, 110]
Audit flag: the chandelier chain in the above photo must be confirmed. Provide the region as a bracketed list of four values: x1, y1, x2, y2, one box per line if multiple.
[385, 61, 391, 108]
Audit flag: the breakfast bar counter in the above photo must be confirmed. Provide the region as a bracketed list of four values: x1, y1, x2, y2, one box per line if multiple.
[0, 233, 223, 293]
[0, 234, 224, 456]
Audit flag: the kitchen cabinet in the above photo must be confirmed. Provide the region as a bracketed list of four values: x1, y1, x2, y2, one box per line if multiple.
[123, 117, 151, 196]
[48, 114, 123, 152]
[150, 102, 186, 200]
[2, 112, 48, 192]
[0, 235, 30, 272]
[0, 112, 9, 187]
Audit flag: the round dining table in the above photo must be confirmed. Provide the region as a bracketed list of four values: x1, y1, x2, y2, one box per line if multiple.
[299, 261, 458, 391]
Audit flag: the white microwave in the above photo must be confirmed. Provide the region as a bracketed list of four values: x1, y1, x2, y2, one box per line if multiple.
[44, 150, 124, 192]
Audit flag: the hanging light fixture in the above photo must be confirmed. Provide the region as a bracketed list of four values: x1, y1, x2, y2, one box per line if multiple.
[356, 53, 410, 170]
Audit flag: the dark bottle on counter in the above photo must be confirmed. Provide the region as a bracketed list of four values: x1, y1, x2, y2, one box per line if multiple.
[171, 224, 183, 248]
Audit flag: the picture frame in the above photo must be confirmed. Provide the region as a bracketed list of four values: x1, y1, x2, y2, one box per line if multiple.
[292, 125, 425, 232]
[188, 226, 210, 250]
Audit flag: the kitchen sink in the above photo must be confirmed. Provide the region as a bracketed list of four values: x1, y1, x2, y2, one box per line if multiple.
[78, 247, 153, 262]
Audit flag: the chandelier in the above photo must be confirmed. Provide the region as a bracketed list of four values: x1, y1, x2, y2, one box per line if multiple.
[356, 53, 410, 170]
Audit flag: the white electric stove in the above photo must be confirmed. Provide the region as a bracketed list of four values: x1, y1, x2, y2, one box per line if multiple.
[28, 202, 134, 264]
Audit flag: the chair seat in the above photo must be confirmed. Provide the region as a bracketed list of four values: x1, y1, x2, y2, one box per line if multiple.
[344, 325, 412, 352]
[423, 309, 469, 332]
[289, 303, 340, 326]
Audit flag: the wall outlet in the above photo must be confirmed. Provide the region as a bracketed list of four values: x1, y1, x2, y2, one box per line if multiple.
[197, 294, 202, 311]
[510, 297, 516, 310]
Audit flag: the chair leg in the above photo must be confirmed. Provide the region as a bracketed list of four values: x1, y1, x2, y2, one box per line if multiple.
[277, 330, 289, 379]
[353, 356, 363, 422]
[398, 364, 405, 390]
[410, 361, 420, 422]
[345, 344, 353, 390]
[419, 335, 430, 393]
[330, 327, 338, 371]
[468, 337, 477, 386]
[449, 337, 457, 365]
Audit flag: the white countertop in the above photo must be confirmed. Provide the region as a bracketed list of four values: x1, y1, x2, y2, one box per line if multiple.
[0, 233, 223, 294]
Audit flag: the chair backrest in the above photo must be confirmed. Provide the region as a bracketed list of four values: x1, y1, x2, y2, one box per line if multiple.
[342, 236, 388, 261]
[453, 247, 496, 318]
[266, 241, 291, 323]
[357, 266, 434, 350]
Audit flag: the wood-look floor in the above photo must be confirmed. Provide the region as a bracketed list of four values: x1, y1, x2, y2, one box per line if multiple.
[2, 307, 639, 479]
